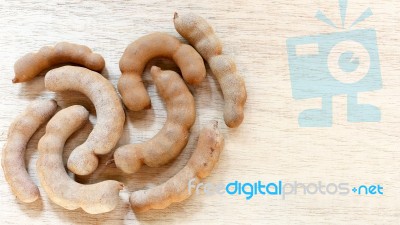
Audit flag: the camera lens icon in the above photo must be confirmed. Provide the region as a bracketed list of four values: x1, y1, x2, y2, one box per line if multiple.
[287, 29, 382, 127]
[328, 40, 371, 84]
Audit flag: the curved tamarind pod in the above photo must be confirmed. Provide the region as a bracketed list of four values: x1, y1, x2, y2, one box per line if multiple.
[37, 105, 123, 214]
[118, 32, 206, 111]
[45, 66, 125, 175]
[174, 13, 247, 128]
[1, 99, 57, 203]
[13, 42, 105, 83]
[130, 121, 224, 212]
[114, 66, 196, 174]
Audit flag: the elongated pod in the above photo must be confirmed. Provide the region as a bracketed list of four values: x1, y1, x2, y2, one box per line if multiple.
[119, 32, 206, 111]
[37, 105, 123, 214]
[45, 66, 125, 175]
[13, 42, 105, 83]
[130, 121, 224, 212]
[2, 99, 57, 203]
[174, 13, 247, 128]
[114, 66, 196, 173]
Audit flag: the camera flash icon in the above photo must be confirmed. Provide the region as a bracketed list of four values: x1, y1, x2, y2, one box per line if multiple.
[286, 2, 381, 127]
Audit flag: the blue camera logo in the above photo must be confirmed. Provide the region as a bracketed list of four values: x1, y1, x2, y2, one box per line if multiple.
[287, 0, 382, 127]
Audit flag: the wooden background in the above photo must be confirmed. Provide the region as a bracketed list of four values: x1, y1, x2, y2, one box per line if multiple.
[0, 0, 399, 224]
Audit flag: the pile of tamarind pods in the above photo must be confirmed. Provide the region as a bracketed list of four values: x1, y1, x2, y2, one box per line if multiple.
[2, 13, 246, 214]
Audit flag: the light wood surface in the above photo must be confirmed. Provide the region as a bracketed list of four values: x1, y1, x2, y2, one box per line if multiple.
[0, 0, 399, 224]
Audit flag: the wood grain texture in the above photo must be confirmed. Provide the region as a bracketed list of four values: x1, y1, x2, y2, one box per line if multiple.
[0, 0, 399, 224]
